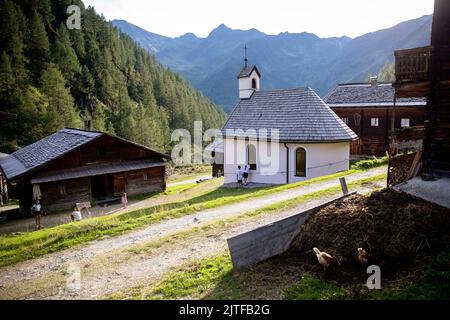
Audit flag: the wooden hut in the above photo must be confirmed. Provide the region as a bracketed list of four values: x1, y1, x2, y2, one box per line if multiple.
[0, 128, 170, 213]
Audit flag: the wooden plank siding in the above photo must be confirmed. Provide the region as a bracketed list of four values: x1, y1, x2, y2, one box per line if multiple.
[40, 178, 91, 212]
[124, 167, 165, 196]
[37, 167, 165, 212]
[332, 106, 425, 156]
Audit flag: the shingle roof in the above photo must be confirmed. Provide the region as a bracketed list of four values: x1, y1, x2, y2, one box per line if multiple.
[222, 87, 357, 142]
[30, 159, 165, 184]
[237, 65, 261, 79]
[325, 83, 427, 107]
[0, 128, 170, 181]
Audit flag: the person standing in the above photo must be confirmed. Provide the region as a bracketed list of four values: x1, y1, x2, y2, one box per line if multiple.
[236, 166, 244, 188]
[243, 164, 250, 186]
[121, 192, 128, 209]
[31, 201, 42, 230]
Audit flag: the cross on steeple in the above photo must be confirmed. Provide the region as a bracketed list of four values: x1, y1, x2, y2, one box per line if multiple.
[244, 45, 248, 68]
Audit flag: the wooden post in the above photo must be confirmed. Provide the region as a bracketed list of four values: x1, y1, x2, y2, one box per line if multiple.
[0, 176, 3, 206]
[339, 177, 349, 195]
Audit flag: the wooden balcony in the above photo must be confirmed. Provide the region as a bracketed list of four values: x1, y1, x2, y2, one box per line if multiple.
[394, 46, 433, 98]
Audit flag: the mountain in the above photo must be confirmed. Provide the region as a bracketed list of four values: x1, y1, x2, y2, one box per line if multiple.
[113, 16, 432, 113]
[0, 0, 226, 153]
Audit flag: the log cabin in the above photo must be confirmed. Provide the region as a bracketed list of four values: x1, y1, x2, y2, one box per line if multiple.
[0, 128, 170, 214]
[325, 79, 426, 156]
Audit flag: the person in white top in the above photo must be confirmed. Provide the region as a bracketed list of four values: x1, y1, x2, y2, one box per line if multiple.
[31, 201, 43, 230]
[236, 166, 244, 187]
[243, 165, 250, 186]
[71, 206, 83, 222]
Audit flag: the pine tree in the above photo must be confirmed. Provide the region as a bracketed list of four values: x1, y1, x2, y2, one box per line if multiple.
[0, 0, 28, 84]
[40, 63, 82, 129]
[51, 23, 81, 82]
[26, 10, 50, 80]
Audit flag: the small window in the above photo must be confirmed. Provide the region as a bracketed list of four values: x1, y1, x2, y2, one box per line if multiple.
[143, 173, 149, 181]
[251, 78, 257, 89]
[371, 118, 379, 127]
[247, 144, 257, 170]
[295, 148, 306, 177]
[59, 185, 67, 195]
[342, 117, 349, 125]
[401, 118, 410, 128]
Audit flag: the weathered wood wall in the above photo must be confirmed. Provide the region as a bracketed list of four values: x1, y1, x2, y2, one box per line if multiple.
[332, 106, 425, 156]
[427, 0, 450, 172]
[124, 167, 165, 196]
[40, 178, 91, 212]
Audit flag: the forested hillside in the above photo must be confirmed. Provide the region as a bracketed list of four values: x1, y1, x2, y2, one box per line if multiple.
[0, 0, 226, 153]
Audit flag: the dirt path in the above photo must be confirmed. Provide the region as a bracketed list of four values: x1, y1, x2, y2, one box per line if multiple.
[0, 167, 386, 299]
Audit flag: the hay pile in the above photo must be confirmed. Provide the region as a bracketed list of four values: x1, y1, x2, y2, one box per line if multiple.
[291, 189, 450, 264]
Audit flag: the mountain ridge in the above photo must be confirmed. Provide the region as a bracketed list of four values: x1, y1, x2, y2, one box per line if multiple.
[113, 15, 432, 113]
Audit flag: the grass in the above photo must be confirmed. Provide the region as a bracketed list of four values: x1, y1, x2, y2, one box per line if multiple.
[281, 274, 349, 300]
[129, 246, 449, 301]
[0, 199, 19, 207]
[351, 155, 388, 171]
[0, 167, 385, 268]
[168, 172, 211, 184]
[164, 183, 198, 194]
[109, 174, 386, 300]
[168, 165, 211, 180]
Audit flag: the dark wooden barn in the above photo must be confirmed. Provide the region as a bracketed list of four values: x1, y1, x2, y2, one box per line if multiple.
[325, 80, 426, 156]
[388, 0, 450, 185]
[0, 128, 170, 213]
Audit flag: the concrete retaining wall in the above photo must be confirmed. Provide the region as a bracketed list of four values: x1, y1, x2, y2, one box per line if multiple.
[227, 193, 354, 268]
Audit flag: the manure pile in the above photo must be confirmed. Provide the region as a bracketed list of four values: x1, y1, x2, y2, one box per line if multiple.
[291, 189, 450, 264]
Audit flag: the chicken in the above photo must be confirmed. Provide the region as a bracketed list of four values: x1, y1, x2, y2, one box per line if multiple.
[357, 247, 368, 265]
[313, 247, 336, 271]
[356, 247, 385, 267]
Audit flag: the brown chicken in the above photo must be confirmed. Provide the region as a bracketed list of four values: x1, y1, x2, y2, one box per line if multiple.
[357, 247, 368, 265]
[357, 247, 385, 267]
[313, 247, 336, 271]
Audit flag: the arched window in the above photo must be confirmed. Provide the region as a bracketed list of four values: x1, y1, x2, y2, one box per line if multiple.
[295, 148, 306, 177]
[247, 144, 257, 170]
[251, 78, 257, 89]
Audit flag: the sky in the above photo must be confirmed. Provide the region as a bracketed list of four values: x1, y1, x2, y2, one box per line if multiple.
[83, 0, 435, 39]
